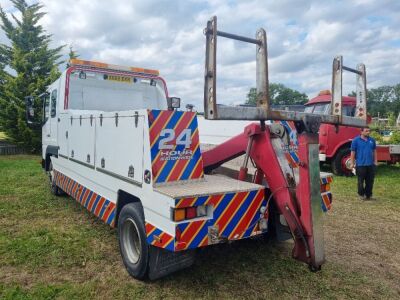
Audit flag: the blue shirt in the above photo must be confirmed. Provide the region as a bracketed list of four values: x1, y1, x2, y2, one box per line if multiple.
[350, 136, 376, 166]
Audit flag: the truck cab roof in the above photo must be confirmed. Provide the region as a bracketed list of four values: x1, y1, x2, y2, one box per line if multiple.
[306, 90, 356, 107]
[56, 59, 169, 113]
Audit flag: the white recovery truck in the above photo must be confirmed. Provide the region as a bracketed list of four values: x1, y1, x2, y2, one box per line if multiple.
[24, 17, 368, 280]
[24, 59, 271, 279]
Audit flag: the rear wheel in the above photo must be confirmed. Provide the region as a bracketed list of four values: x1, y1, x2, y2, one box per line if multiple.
[48, 161, 63, 196]
[118, 202, 149, 280]
[332, 148, 353, 176]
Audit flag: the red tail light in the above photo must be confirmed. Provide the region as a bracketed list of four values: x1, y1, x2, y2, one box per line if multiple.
[186, 207, 197, 219]
[172, 205, 208, 221]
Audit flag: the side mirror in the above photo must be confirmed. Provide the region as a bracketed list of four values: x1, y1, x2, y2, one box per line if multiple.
[25, 96, 36, 124]
[167, 97, 181, 110]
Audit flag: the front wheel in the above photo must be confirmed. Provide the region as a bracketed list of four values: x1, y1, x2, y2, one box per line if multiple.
[332, 148, 353, 176]
[118, 202, 149, 280]
[48, 161, 63, 196]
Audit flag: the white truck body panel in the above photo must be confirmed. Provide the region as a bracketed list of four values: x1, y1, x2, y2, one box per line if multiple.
[69, 114, 96, 167]
[52, 109, 178, 237]
[58, 114, 69, 157]
[95, 111, 145, 185]
[197, 116, 256, 145]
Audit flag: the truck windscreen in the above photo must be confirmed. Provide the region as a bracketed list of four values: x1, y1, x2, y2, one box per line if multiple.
[304, 103, 330, 114]
[68, 70, 168, 111]
[305, 103, 355, 116]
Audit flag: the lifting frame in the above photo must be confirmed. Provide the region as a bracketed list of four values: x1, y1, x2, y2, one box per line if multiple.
[203, 16, 368, 130]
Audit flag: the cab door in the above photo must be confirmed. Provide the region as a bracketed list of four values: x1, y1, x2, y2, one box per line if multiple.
[42, 89, 58, 153]
[42, 93, 51, 150]
[49, 89, 58, 145]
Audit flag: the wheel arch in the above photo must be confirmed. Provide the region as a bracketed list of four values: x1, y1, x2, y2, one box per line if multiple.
[115, 190, 143, 227]
[331, 140, 352, 159]
[44, 145, 59, 171]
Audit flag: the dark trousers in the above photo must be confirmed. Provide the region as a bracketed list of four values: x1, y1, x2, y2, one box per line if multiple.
[356, 166, 375, 198]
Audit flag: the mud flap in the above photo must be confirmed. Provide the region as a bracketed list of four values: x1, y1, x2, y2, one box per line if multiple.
[148, 246, 196, 280]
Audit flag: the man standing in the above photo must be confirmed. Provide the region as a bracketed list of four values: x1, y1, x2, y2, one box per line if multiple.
[349, 127, 377, 200]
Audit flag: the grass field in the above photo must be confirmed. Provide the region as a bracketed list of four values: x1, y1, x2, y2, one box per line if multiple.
[0, 155, 399, 299]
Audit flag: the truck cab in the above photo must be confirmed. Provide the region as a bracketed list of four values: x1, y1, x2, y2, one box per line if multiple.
[305, 91, 400, 175]
[304, 90, 360, 175]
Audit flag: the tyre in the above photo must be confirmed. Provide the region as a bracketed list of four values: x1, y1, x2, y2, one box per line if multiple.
[118, 202, 149, 280]
[48, 161, 63, 196]
[332, 148, 353, 176]
[309, 264, 322, 272]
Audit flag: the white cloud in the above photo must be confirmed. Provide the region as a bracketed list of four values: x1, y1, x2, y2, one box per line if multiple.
[0, 0, 399, 111]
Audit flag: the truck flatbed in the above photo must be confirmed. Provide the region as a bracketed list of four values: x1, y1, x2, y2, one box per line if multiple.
[154, 174, 263, 198]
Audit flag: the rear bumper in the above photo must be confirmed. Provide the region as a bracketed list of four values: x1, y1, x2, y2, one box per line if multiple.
[149, 176, 268, 252]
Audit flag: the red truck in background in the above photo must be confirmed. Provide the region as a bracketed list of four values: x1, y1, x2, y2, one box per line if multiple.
[305, 90, 400, 175]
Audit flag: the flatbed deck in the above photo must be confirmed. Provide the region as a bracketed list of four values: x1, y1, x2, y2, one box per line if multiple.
[154, 174, 263, 198]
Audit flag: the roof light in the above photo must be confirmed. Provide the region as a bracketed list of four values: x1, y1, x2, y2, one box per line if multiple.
[69, 59, 159, 76]
[318, 90, 331, 96]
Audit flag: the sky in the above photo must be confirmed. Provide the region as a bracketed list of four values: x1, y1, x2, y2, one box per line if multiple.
[1, 0, 400, 110]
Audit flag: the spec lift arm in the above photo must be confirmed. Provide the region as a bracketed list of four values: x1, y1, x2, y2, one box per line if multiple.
[202, 16, 368, 270]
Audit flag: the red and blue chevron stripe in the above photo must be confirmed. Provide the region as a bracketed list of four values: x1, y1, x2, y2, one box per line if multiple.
[278, 120, 300, 168]
[54, 170, 116, 227]
[321, 192, 332, 212]
[175, 189, 267, 250]
[320, 175, 333, 185]
[320, 175, 333, 212]
[145, 223, 175, 251]
[148, 110, 204, 184]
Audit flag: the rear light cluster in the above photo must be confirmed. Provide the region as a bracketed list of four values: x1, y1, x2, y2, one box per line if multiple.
[172, 205, 207, 222]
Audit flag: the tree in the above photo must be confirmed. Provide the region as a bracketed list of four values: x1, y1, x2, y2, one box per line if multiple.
[349, 84, 400, 118]
[0, 47, 10, 108]
[0, 0, 63, 151]
[68, 46, 79, 60]
[270, 83, 309, 105]
[246, 83, 308, 106]
[66, 45, 79, 68]
[388, 112, 396, 127]
[246, 87, 257, 105]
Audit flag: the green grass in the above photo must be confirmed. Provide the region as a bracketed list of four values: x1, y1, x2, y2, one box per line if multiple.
[1, 155, 399, 299]
[327, 164, 400, 207]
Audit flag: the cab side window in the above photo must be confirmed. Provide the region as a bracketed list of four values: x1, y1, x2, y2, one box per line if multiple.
[43, 93, 50, 124]
[51, 89, 57, 118]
